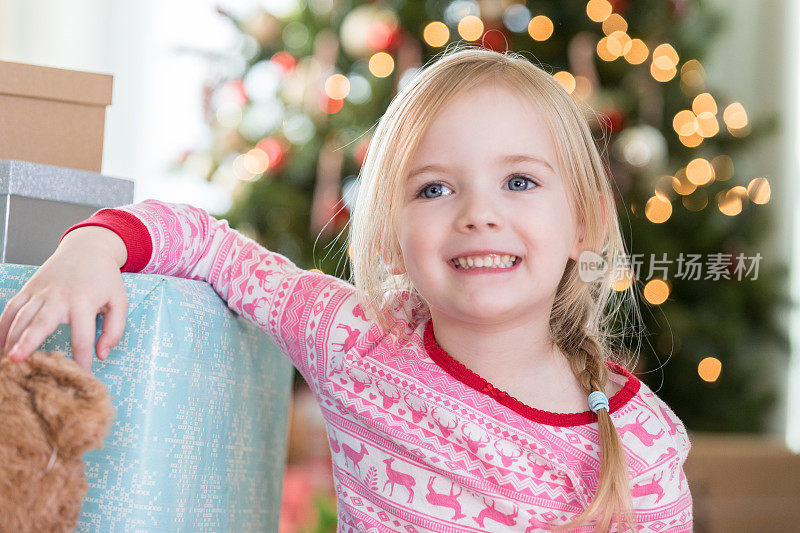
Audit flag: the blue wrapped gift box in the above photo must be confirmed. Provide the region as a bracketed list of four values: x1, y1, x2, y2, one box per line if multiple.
[0, 263, 293, 531]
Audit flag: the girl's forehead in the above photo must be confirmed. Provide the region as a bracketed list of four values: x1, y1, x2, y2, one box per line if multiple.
[412, 85, 556, 165]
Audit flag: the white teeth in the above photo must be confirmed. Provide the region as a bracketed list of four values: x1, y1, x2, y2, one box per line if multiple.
[453, 255, 518, 270]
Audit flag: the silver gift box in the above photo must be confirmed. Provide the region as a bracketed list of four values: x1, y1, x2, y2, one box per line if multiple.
[0, 159, 134, 266]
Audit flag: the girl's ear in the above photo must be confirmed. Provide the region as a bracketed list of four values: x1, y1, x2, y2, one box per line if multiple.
[570, 221, 586, 261]
[570, 193, 608, 260]
[379, 247, 406, 275]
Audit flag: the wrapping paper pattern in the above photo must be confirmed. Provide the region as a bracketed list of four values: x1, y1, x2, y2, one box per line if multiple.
[0, 263, 293, 531]
[65, 199, 693, 532]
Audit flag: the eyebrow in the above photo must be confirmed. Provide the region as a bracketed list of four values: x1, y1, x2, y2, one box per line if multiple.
[407, 154, 556, 181]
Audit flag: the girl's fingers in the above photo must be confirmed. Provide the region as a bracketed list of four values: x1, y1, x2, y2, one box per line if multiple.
[69, 307, 96, 372]
[95, 295, 128, 360]
[4, 296, 48, 360]
[0, 292, 32, 353]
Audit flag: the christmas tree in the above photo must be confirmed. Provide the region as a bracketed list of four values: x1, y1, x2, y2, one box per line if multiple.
[177, 0, 789, 437]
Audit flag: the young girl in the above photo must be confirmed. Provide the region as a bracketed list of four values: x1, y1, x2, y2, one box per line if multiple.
[1, 46, 692, 531]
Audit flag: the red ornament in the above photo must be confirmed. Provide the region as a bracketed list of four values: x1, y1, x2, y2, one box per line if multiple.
[367, 20, 395, 51]
[603, 108, 627, 135]
[270, 51, 297, 76]
[479, 25, 509, 53]
[255, 137, 284, 168]
[320, 94, 344, 114]
[385, 27, 404, 52]
[367, 20, 403, 52]
[333, 204, 350, 228]
[608, 0, 629, 14]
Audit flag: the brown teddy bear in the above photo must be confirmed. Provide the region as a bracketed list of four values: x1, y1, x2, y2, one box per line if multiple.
[0, 350, 115, 532]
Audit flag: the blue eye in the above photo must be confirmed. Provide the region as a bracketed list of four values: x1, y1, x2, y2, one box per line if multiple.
[416, 182, 453, 199]
[506, 174, 538, 191]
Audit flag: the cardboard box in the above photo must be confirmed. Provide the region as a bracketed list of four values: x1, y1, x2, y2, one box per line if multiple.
[0, 263, 294, 529]
[0, 60, 113, 172]
[684, 432, 800, 532]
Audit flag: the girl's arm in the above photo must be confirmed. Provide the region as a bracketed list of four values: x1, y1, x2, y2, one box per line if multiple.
[61, 198, 360, 392]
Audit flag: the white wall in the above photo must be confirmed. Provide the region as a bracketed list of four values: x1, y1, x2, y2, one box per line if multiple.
[0, 0, 259, 215]
[782, 0, 800, 452]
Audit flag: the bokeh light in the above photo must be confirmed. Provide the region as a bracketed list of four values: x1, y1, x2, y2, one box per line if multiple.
[673, 110, 699, 137]
[644, 279, 670, 305]
[698, 357, 722, 382]
[717, 187, 746, 216]
[596, 37, 616, 62]
[723, 102, 749, 130]
[503, 4, 532, 33]
[458, 15, 484, 41]
[586, 0, 613, 22]
[672, 169, 697, 196]
[623, 39, 649, 65]
[606, 31, 632, 57]
[528, 15, 554, 41]
[645, 196, 672, 223]
[686, 158, 715, 186]
[368, 52, 395, 77]
[553, 71, 576, 94]
[423, 21, 450, 47]
[324, 74, 350, 100]
[747, 177, 771, 204]
[602, 13, 627, 35]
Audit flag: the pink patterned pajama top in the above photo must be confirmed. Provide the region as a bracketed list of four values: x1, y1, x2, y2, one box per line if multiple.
[63, 199, 693, 532]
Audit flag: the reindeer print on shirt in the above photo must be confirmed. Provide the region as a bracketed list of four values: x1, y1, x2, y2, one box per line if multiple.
[425, 476, 466, 520]
[429, 407, 457, 439]
[332, 323, 361, 353]
[632, 471, 665, 503]
[375, 381, 401, 410]
[526, 510, 556, 532]
[474, 498, 518, 528]
[383, 458, 415, 503]
[618, 412, 665, 447]
[494, 440, 523, 469]
[660, 404, 685, 436]
[345, 367, 373, 394]
[403, 393, 428, 424]
[342, 442, 369, 476]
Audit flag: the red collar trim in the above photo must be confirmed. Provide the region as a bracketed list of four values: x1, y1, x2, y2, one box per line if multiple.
[423, 320, 641, 427]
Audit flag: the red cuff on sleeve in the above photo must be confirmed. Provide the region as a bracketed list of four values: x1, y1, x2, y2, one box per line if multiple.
[59, 209, 153, 273]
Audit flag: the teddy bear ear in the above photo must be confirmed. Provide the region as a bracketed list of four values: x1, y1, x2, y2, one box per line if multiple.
[25, 351, 115, 458]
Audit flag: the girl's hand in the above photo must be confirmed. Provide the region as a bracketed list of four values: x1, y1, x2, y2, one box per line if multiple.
[0, 227, 129, 372]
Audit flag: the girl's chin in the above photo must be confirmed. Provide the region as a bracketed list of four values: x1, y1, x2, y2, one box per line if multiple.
[452, 304, 525, 322]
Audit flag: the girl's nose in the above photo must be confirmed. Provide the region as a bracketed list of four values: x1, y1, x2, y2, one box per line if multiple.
[456, 196, 504, 232]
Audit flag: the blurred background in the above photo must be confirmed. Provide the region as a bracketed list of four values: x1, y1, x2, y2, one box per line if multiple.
[1, 0, 798, 530]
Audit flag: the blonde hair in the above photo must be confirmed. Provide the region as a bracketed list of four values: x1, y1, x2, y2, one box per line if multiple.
[348, 43, 643, 532]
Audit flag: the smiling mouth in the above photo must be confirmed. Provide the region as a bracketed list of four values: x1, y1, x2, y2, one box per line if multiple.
[449, 256, 521, 270]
